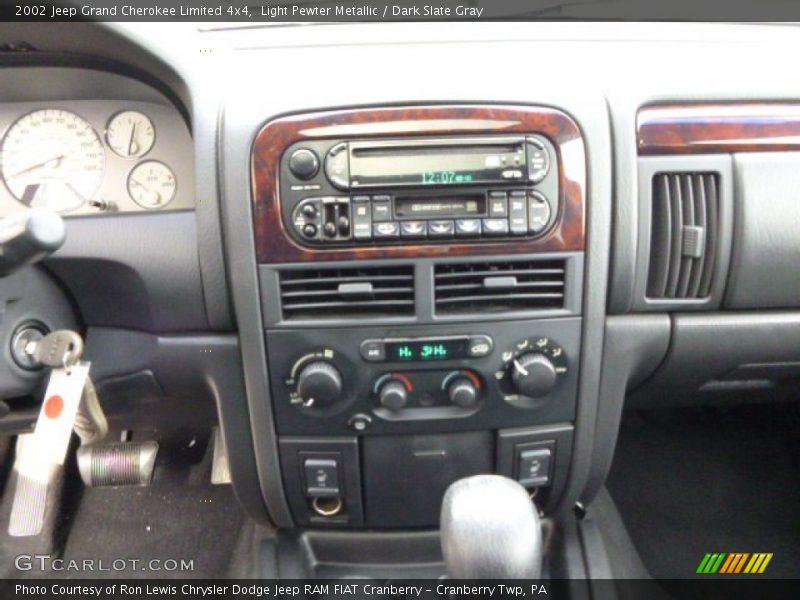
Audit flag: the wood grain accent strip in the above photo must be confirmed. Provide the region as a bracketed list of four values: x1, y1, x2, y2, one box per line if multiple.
[251, 105, 586, 264]
[638, 103, 800, 155]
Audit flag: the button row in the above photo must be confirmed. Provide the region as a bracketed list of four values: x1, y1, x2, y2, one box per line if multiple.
[298, 190, 554, 243]
[353, 192, 551, 241]
[366, 218, 517, 240]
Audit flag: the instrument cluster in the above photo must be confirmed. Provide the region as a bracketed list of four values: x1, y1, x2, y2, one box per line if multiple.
[0, 100, 194, 216]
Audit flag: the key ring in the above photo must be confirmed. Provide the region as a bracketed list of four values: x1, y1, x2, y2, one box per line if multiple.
[62, 349, 73, 375]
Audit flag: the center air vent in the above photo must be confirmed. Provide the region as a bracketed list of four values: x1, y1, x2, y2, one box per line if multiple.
[434, 259, 566, 316]
[279, 266, 415, 320]
[646, 172, 720, 299]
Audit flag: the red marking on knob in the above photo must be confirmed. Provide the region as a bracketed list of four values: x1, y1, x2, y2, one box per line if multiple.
[463, 370, 481, 390]
[44, 395, 64, 419]
[391, 372, 414, 392]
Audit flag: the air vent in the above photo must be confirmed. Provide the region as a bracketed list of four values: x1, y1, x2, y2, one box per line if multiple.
[279, 266, 415, 320]
[646, 172, 720, 299]
[434, 259, 566, 315]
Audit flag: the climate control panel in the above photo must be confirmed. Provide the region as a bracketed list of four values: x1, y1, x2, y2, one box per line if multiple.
[266, 318, 581, 437]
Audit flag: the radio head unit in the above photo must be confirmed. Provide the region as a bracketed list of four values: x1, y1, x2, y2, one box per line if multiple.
[334, 136, 543, 189]
[279, 134, 559, 247]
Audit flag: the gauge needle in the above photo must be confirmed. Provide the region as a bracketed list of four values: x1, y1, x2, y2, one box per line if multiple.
[128, 122, 137, 156]
[65, 183, 89, 205]
[130, 178, 161, 205]
[7, 155, 65, 179]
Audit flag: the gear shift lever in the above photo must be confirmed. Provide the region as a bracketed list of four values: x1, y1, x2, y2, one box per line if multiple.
[440, 475, 542, 579]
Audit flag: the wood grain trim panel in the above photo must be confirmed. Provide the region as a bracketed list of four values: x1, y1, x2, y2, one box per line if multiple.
[638, 103, 800, 155]
[251, 105, 585, 264]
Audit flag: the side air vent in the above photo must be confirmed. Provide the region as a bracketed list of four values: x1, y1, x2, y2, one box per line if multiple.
[434, 259, 566, 315]
[646, 172, 720, 299]
[279, 266, 415, 320]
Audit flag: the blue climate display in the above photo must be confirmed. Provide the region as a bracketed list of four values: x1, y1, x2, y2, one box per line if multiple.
[386, 338, 468, 361]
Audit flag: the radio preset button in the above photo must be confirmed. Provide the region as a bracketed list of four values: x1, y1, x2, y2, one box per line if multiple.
[468, 335, 494, 357]
[372, 199, 392, 222]
[509, 192, 529, 235]
[482, 218, 509, 236]
[352, 199, 372, 240]
[489, 193, 509, 217]
[428, 220, 455, 238]
[373, 222, 400, 238]
[360, 340, 386, 362]
[528, 191, 552, 234]
[401, 221, 427, 238]
[455, 219, 482, 237]
[353, 224, 372, 240]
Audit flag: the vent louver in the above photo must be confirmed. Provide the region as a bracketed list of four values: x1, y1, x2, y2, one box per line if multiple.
[646, 172, 720, 299]
[434, 259, 566, 315]
[279, 266, 415, 320]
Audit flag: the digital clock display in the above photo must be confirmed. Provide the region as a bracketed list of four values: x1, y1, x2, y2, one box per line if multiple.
[421, 171, 475, 185]
[385, 338, 469, 361]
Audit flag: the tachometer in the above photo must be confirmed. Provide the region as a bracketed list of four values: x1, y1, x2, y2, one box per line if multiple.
[0, 109, 105, 213]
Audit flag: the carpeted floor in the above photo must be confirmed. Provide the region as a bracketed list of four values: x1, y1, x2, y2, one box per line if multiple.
[0, 430, 261, 579]
[607, 403, 800, 579]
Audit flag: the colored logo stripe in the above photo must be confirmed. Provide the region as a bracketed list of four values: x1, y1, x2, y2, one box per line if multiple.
[720, 553, 749, 573]
[697, 553, 726, 573]
[697, 552, 773, 574]
[744, 553, 773, 574]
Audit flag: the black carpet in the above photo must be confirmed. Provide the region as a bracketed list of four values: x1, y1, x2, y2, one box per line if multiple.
[607, 403, 800, 579]
[0, 430, 260, 579]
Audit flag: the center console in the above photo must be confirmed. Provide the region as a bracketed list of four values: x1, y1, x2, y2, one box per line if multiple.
[252, 105, 586, 529]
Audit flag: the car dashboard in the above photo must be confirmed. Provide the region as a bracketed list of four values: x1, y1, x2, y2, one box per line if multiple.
[0, 20, 799, 581]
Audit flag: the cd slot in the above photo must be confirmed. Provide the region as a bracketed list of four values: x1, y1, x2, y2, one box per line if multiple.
[351, 141, 523, 158]
[348, 136, 528, 189]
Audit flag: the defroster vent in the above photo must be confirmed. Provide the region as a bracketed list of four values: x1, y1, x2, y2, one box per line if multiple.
[279, 266, 415, 320]
[434, 259, 566, 315]
[646, 173, 720, 299]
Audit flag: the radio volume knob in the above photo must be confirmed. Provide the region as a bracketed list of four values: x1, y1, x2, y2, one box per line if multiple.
[511, 353, 557, 398]
[296, 361, 343, 408]
[378, 380, 408, 412]
[288, 148, 319, 180]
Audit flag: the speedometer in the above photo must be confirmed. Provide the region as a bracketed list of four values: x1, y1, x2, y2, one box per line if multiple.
[0, 109, 105, 213]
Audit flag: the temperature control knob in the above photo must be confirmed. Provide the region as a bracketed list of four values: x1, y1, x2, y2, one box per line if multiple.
[378, 380, 408, 412]
[296, 361, 343, 409]
[511, 353, 557, 398]
[447, 377, 478, 409]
